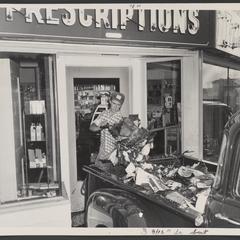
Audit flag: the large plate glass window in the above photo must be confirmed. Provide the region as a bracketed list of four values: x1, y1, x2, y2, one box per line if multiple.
[1, 54, 61, 204]
[202, 63, 240, 163]
[146, 60, 181, 158]
[229, 69, 240, 113]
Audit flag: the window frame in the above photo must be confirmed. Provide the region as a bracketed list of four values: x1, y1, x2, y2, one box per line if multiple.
[202, 62, 229, 164]
[0, 54, 62, 206]
[145, 59, 182, 156]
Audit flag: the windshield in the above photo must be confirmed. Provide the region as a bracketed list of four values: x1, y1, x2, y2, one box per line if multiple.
[213, 133, 227, 189]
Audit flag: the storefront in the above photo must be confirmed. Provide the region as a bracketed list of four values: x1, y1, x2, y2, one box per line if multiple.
[0, 5, 236, 227]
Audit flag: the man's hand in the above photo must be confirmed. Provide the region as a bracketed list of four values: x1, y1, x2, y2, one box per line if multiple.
[100, 123, 110, 130]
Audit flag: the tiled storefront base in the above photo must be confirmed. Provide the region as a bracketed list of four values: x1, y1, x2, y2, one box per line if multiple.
[72, 211, 85, 227]
[0, 198, 71, 227]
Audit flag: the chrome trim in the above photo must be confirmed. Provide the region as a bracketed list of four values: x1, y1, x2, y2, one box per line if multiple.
[215, 213, 240, 226]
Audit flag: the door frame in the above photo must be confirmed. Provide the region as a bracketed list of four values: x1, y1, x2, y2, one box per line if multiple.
[61, 55, 134, 212]
[139, 54, 202, 160]
[142, 57, 183, 155]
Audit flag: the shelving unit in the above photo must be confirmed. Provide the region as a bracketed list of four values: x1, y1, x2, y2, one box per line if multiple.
[147, 78, 179, 129]
[23, 112, 49, 184]
[22, 107, 60, 197]
[74, 84, 116, 121]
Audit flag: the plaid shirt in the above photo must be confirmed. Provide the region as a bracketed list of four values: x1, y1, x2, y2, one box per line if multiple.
[93, 109, 123, 160]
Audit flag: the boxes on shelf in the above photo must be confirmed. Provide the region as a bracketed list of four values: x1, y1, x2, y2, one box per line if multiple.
[28, 148, 47, 168]
[25, 100, 45, 114]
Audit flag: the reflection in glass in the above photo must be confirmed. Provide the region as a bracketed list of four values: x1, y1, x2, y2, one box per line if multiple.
[229, 69, 240, 113]
[202, 63, 233, 163]
[213, 134, 227, 189]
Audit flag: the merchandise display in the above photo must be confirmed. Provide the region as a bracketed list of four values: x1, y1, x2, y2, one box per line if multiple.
[74, 83, 116, 121]
[21, 100, 59, 199]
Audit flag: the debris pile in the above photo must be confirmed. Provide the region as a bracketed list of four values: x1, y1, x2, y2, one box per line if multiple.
[122, 161, 214, 213]
[96, 117, 215, 214]
[106, 117, 155, 166]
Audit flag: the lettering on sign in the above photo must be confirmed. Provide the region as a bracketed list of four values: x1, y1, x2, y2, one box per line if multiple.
[5, 7, 200, 35]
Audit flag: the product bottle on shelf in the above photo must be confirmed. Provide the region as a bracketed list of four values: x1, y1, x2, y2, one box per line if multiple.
[42, 153, 47, 166]
[30, 123, 36, 141]
[36, 123, 43, 141]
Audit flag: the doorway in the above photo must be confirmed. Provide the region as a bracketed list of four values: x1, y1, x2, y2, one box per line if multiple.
[66, 66, 130, 215]
[74, 77, 120, 181]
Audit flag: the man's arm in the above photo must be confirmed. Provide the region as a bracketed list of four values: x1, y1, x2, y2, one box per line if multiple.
[90, 110, 109, 132]
[89, 122, 101, 132]
[90, 122, 110, 132]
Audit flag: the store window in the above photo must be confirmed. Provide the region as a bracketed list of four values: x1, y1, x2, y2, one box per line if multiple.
[1, 54, 61, 204]
[147, 60, 181, 157]
[229, 69, 240, 113]
[202, 63, 240, 163]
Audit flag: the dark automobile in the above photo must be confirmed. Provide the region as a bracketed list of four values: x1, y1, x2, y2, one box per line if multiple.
[84, 109, 240, 228]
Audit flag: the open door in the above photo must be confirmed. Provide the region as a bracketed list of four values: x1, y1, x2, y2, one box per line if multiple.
[144, 58, 182, 158]
[11, 60, 25, 197]
[43, 55, 59, 183]
[0, 59, 22, 202]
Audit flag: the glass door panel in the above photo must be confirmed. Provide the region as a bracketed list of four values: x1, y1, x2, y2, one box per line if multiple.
[146, 60, 181, 157]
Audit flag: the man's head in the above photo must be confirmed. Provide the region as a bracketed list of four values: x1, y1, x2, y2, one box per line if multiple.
[110, 92, 125, 112]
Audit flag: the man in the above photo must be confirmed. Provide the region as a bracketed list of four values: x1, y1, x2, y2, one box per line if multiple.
[89, 91, 125, 166]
